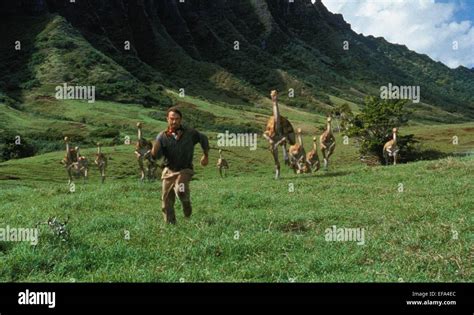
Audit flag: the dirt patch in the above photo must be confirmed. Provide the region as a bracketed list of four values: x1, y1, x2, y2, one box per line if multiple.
[35, 95, 57, 102]
[279, 220, 309, 233]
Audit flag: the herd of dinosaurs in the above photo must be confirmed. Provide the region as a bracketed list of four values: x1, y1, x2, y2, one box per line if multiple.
[262, 90, 398, 179]
[60, 90, 399, 183]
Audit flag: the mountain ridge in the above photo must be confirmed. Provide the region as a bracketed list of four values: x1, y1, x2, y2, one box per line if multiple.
[0, 0, 473, 122]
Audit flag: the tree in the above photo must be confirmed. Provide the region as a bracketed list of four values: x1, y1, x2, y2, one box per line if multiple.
[346, 96, 412, 163]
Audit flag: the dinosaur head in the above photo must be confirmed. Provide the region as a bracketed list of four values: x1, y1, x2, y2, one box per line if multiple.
[270, 90, 278, 102]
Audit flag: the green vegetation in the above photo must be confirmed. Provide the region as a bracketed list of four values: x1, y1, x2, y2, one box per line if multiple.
[347, 97, 411, 162]
[0, 15, 172, 108]
[1, 93, 473, 282]
[2, 1, 473, 124]
[0, 132, 37, 162]
[0, 143, 472, 281]
[0, 0, 473, 283]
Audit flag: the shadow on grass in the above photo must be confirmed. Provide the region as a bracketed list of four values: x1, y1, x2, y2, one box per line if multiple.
[405, 149, 447, 162]
[283, 170, 352, 180]
[318, 170, 353, 177]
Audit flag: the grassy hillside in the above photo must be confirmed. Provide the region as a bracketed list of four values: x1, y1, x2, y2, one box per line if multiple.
[1, 101, 473, 281]
[2, 1, 474, 124]
[0, 149, 472, 281]
[1, 0, 473, 283]
[0, 14, 171, 107]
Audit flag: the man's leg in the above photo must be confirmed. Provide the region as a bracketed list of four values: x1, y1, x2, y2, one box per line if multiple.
[175, 171, 193, 218]
[161, 176, 177, 224]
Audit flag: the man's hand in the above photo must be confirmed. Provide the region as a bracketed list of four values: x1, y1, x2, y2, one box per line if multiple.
[200, 154, 209, 167]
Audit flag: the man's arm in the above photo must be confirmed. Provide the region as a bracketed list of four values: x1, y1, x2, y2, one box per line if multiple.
[193, 130, 209, 166]
[194, 130, 209, 155]
[151, 133, 164, 160]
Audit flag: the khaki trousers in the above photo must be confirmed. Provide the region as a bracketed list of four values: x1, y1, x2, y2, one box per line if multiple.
[161, 167, 194, 224]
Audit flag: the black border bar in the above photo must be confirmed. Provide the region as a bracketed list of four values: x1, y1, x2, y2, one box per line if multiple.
[0, 283, 472, 313]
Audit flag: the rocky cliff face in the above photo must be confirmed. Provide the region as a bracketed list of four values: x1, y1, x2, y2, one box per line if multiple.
[1, 0, 473, 118]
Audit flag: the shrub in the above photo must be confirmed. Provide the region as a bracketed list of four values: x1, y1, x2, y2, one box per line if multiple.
[89, 127, 120, 138]
[29, 128, 63, 141]
[347, 96, 412, 163]
[0, 132, 37, 161]
[20, 78, 40, 90]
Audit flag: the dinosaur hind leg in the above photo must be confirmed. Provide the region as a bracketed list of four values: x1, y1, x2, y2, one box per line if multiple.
[384, 150, 390, 166]
[101, 167, 106, 183]
[138, 159, 145, 182]
[272, 147, 281, 179]
[282, 143, 289, 166]
[67, 167, 73, 184]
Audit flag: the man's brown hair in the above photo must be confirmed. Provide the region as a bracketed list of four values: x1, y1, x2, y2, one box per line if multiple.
[167, 107, 183, 118]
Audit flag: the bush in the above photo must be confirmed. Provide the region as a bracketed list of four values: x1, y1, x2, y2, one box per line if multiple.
[30, 140, 63, 155]
[111, 136, 122, 146]
[286, 99, 307, 109]
[55, 40, 77, 50]
[20, 78, 40, 90]
[0, 133, 37, 161]
[148, 111, 166, 121]
[0, 92, 18, 107]
[347, 96, 412, 163]
[29, 128, 63, 141]
[89, 127, 120, 138]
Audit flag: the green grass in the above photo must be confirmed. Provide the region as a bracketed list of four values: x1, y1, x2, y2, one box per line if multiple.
[404, 122, 474, 154]
[0, 132, 472, 282]
[1, 3, 473, 283]
[328, 94, 361, 114]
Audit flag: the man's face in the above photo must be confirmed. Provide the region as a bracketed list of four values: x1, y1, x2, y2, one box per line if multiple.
[167, 111, 182, 130]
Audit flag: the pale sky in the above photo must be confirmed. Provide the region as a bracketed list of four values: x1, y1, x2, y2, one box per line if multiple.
[320, 0, 474, 69]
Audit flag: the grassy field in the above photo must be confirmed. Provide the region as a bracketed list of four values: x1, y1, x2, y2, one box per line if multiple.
[1, 88, 473, 282]
[0, 117, 473, 282]
[1, 4, 473, 284]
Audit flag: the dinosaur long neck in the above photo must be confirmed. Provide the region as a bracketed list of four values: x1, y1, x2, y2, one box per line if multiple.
[219, 152, 223, 159]
[65, 142, 71, 160]
[273, 100, 281, 135]
[297, 132, 303, 147]
[137, 127, 142, 140]
[313, 140, 317, 151]
[393, 132, 397, 143]
[327, 121, 332, 134]
[97, 145, 101, 154]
